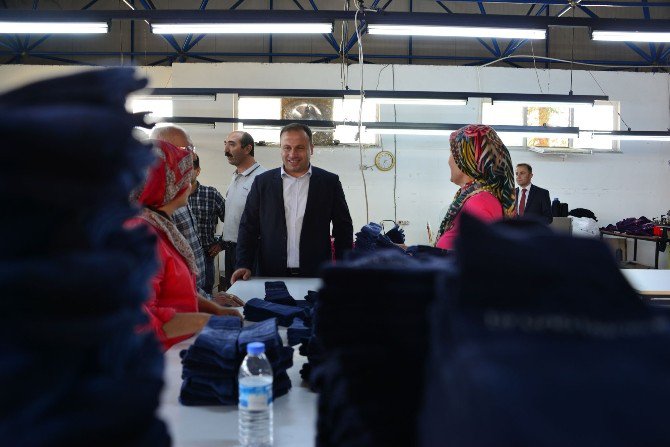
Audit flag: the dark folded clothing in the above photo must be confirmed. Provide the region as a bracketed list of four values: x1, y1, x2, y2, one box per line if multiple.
[238, 318, 283, 352]
[179, 378, 238, 406]
[180, 348, 239, 371]
[191, 317, 241, 360]
[244, 298, 307, 326]
[265, 281, 296, 306]
[305, 290, 319, 304]
[288, 318, 311, 346]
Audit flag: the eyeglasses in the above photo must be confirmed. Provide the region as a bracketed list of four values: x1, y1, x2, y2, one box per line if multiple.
[179, 144, 196, 152]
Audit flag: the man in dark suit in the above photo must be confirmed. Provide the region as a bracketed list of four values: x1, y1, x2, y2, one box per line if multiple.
[231, 123, 354, 280]
[515, 163, 553, 224]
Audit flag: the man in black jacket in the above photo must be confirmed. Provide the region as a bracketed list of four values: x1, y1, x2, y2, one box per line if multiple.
[231, 123, 354, 280]
[515, 163, 553, 224]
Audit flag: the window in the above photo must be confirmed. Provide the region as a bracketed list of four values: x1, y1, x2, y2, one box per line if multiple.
[238, 97, 377, 145]
[482, 100, 619, 151]
[127, 98, 173, 118]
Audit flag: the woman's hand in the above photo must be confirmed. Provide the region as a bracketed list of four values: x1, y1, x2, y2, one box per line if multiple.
[212, 292, 244, 307]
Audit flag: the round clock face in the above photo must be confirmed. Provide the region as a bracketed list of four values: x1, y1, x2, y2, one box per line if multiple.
[375, 150, 395, 171]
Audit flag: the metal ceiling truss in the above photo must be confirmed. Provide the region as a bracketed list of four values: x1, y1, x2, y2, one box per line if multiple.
[1, 4, 670, 68]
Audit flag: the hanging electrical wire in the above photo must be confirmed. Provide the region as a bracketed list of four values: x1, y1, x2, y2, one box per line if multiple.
[354, 0, 370, 223]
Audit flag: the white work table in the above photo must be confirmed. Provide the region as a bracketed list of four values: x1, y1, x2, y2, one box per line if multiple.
[622, 269, 670, 300]
[159, 277, 322, 447]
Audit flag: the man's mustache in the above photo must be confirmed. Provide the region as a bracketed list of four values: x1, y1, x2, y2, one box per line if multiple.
[225, 151, 232, 157]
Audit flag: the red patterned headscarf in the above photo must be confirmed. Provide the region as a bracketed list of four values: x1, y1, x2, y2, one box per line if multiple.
[138, 140, 193, 208]
[435, 125, 515, 243]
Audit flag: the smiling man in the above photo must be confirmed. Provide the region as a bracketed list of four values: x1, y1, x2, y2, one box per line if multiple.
[221, 130, 265, 289]
[232, 123, 353, 281]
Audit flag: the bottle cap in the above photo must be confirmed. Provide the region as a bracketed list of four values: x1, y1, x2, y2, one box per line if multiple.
[247, 342, 265, 355]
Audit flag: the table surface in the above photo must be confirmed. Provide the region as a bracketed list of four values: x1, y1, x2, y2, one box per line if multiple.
[622, 269, 670, 298]
[159, 277, 322, 447]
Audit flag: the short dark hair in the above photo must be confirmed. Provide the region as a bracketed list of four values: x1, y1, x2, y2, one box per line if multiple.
[192, 151, 200, 170]
[516, 163, 532, 173]
[280, 123, 313, 145]
[239, 131, 255, 157]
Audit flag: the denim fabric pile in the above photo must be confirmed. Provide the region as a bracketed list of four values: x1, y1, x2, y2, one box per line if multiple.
[313, 215, 670, 447]
[0, 69, 170, 446]
[420, 215, 670, 447]
[313, 251, 453, 446]
[179, 316, 293, 405]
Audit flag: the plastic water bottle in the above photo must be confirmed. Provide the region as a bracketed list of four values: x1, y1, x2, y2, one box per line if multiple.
[239, 342, 273, 447]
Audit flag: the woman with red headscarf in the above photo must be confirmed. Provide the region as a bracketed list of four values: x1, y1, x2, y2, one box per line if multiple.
[131, 140, 241, 350]
[434, 125, 516, 250]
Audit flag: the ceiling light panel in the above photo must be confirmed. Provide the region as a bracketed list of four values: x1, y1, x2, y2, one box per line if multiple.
[367, 24, 546, 40]
[152, 23, 333, 34]
[0, 21, 108, 34]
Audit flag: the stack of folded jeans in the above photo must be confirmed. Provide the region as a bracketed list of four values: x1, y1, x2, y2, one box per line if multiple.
[287, 318, 311, 346]
[264, 280, 296, 306]
[0, 69, 171, 446]
[179, 316, 243, 405]
[313, 251, 454, 446]
[384, 224, 405, 244]
[238, 318, 294, 398]
[354, 222, 406, 253]
[180, 317, 293, 406]
[244, 298, 308, 326]
[419, 214, 670, 447]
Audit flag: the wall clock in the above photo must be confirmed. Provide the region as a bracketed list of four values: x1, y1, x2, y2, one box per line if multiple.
[374, 150, 395, 171]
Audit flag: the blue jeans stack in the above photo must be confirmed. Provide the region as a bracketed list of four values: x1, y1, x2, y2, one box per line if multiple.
[313, 251, 454, 447]
[179, 317, 293, 405]
[354, 222, 405, 253]
[243, 298, 309, 326]
[264, 280, 297, 306]
[419, 214, 670, 447]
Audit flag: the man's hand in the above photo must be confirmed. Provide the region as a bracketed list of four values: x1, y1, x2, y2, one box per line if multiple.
[231, 268, 251, 284]
[213, 292, 245, 307]
[208, 242, 223, 257]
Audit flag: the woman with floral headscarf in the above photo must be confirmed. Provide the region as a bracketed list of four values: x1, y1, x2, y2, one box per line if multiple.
[130, 140, 241, 350]
[435, 125, 515, 250]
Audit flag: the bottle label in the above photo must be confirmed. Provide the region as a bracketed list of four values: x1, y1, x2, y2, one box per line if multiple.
[239, 382, 272, 410]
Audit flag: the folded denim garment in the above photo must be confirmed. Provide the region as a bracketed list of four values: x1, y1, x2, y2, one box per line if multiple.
[238, 318, 283, 352]
[264, 281, 296, 306]
[244, 298, 307, 326]
[305, 290, 319, 304]
[419, 214, 670, 447]
[179, 378, 237, 406]
[180, 348, 239, 371]
[191, 318, 241, 360]
[288, 318, 311, 346]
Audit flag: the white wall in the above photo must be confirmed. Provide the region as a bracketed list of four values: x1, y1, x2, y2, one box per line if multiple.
[3, 63, 669, 268]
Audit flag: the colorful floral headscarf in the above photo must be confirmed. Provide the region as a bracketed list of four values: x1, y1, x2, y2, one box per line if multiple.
[435, 125, 515, 243]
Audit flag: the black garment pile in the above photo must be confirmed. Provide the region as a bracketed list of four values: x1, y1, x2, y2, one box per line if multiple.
[313, 213, 670, 447]
[354, 222, 406, 253]
[180, 317, 293, 405]
[0, 69, 170, 446]
[313, 251, 453, 446]
[603, 216, 656, 236]
[244, 281, 314, 325]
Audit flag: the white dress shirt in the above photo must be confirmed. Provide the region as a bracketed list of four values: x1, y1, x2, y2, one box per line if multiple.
[223, 162, 266, 243]
[281, 165, 312, 268]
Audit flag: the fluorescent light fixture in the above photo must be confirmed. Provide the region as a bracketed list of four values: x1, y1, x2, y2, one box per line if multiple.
[366, 127, 456, 136]
[152, 23, 332, 34]
[499, 130, 579, 139]
[589, 130, 670, 141]
[0, 21, 108, 34]
[494, 100, 594, 108]
[592, 30, 670, 43]
[367, 24, 545, 40]
[367, 98, 467, 106]
[129, 94, 216, 101]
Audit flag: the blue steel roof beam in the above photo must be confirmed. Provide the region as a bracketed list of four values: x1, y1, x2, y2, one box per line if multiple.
[181, 0, 210, 56]
[305, 0, 342, 55]
[189, 54, 222, 62]
[641, 0, 657, 63]
[435, 0, 454, 13]
[501, 4, 548, 58]
[32, 54, 95, 65]
[1, 50, 663, 66]
[429, 0, 670, 6]
[137, 0, 182, 54]
[576, 5, 654, 63]
[82, 0, 101, 9]
[21, 0, 39, 50]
